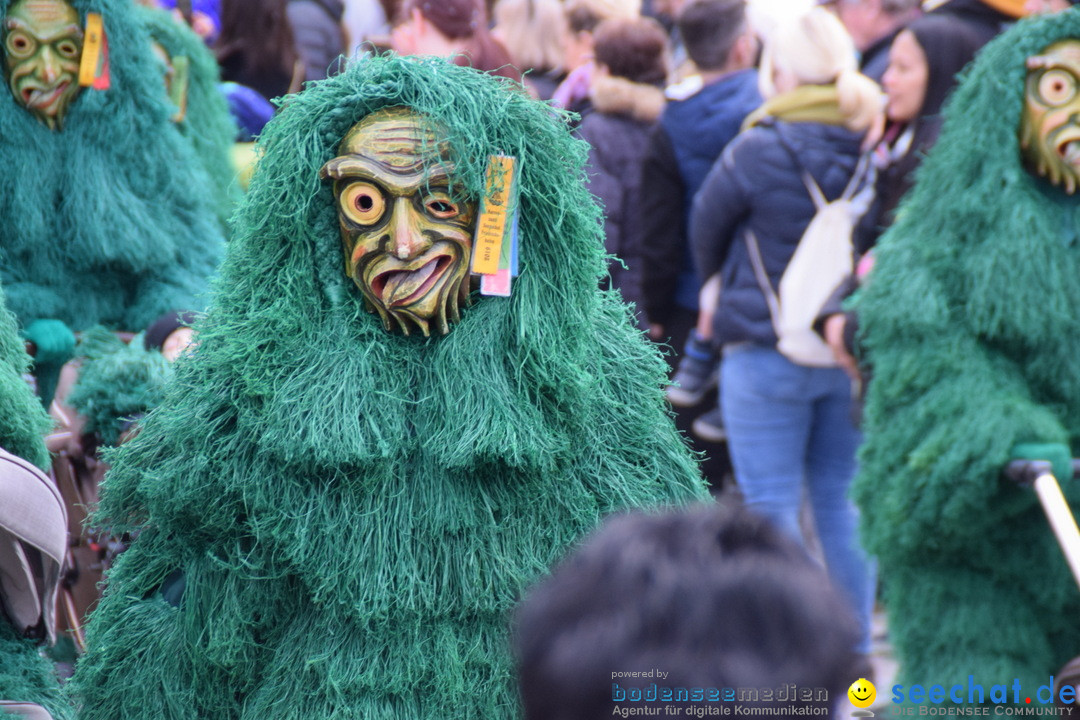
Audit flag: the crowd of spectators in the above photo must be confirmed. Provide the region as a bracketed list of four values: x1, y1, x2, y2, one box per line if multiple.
[7, 1, 1080, 715]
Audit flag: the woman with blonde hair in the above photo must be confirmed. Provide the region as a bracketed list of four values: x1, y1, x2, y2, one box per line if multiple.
[492, 0, 568, 99]
[689, 7, 881, 655]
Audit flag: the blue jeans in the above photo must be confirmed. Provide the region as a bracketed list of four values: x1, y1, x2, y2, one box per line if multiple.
[721, 344, 875, 653]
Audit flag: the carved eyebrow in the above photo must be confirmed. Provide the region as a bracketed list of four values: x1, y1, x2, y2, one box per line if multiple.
[319, 155, 453, 186]
[4, 18, 83, 43]
[1028, 55, 1080, 72]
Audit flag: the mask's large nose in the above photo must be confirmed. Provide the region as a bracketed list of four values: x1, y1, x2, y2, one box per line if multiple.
[389, 198, 428, 260]
[38, 45, 61, 85]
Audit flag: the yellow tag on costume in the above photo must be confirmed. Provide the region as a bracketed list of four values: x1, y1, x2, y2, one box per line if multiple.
[78, 13, 110, 90]
[471, 155, 517, 276]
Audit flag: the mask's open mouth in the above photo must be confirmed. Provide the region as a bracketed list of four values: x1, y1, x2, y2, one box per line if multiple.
[371, 254, 453, 308]
[23, 81, 69, 111]
[1057, 136, 1080, 166]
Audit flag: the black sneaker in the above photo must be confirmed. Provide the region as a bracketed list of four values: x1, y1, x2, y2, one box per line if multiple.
[666, 331, 719, 407]
[692, 407, 726, 443]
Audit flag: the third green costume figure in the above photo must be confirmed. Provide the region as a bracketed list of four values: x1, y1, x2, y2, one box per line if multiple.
[855, 10, 1080, 700]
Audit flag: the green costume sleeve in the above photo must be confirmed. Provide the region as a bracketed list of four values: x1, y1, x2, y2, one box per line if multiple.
[67, 336, 172, 447]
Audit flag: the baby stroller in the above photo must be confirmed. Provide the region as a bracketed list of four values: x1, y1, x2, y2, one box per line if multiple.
[0, 447, 68, 720]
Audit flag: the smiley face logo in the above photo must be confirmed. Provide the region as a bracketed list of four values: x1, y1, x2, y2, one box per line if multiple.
[848, 678, 876, 708]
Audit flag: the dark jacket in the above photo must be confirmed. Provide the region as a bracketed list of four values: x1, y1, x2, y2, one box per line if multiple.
[288, 0, 346, 83]
[637, 69, 760, 325]
[690, 119, 863, 348]
[577, 76, 666, 323]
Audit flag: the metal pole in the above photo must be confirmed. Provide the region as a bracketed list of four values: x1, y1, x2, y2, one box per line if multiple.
[1033, 471, 1080, 593]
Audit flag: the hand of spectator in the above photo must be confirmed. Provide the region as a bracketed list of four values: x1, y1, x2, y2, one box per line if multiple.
[824, 314, 858, 380]
[171, 9, 217, 40]
[1025, 0, 1072, 14]
[648, 323, 665, 342]
[861, 110, 886, 152]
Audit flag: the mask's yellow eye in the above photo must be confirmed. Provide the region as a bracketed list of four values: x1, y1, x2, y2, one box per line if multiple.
[6, 31, 35, 59]
[424, 193, 460, 220]
[56, 39, 80, 59]
[1038, 69, 1077, 106]
[340, 182, 385, 225]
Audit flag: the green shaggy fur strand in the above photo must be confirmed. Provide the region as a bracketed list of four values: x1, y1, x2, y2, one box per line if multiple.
[67, 335, 172, 446]
[0, 623, 70, 720]
[0, 281, 59, 711]
[70, 55, 707, 720]
[0, 282, 50, 469]
[854, 10, 1080, 697]
[0, 0, 225, 332]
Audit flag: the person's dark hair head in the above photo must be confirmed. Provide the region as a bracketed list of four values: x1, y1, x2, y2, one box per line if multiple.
[678, 0, 747, 72]
[400, 0, 484, 39]
[215, 0, 298, 80]
[144, 311, 197, 352]
[904, 14, 982, 120]
[565, 0, 641, 34]
[513, 502, 863, 720]
[399, 0, 524, 81]
[566, 0, 602, 34]
[593, 17, 669, 85]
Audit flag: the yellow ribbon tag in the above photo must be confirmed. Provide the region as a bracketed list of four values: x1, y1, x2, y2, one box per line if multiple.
[78, 13, 110, 89]
[471, 155, 517, 276]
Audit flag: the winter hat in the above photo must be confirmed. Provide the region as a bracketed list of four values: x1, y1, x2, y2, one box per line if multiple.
[143, 311, 197, 352]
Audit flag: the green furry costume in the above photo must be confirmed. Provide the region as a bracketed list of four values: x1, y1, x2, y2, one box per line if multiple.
[70, 56, 707, 719]
[0, 0, 225, 333]
[67, 331, 173, 446]
[854, 11, 1080, 697]
[136, 4, 239, 230]
[0, 281, 67, 718]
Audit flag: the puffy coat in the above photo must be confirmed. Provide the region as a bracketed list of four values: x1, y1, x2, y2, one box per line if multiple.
[690, 119, 863, 347]
[577, 75, 665, 321]
[638, 69, 760, 322]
